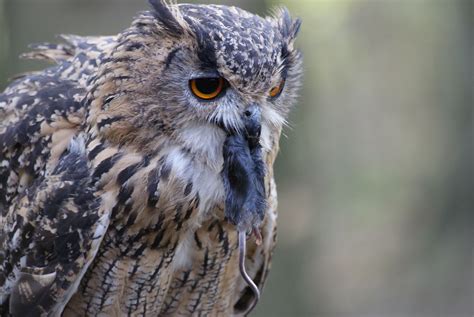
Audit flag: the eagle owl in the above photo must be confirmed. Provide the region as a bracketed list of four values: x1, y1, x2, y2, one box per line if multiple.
[0, 0, 302, 316]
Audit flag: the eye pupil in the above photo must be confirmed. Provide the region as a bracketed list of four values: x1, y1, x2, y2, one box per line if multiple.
[195, 78, 220, 94]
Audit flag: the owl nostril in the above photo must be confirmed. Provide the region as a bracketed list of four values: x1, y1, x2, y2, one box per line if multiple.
[244, 104, 259, 118]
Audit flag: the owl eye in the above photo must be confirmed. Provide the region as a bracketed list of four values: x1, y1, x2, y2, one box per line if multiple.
[269, 79, 285, 99]
[190, 77, 226, 100]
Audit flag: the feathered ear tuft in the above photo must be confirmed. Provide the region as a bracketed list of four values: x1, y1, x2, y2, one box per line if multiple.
[273, 7, 302, 44]
[148, 0, 189, 37]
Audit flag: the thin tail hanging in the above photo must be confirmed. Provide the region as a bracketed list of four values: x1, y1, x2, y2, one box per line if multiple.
[238, 230, 261, 315]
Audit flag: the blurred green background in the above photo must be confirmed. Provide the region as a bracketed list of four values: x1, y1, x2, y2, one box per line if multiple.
[0, 0, 472, 316]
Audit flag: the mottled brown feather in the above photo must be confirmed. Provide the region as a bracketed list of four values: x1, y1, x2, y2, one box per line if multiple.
[0, 1, 302, 316]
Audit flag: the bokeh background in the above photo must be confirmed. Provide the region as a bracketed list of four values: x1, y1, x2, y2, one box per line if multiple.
[0, 0, 472, 316]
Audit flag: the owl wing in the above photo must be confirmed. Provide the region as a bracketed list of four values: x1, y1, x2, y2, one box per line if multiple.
[0, 36, 115, 316]
[0, 136, 111, 316]
[0, 34, 115, 214]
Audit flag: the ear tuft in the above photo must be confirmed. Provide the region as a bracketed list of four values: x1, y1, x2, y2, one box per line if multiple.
[273, 7, 302, 43]
[148, 0, 187, 36]
[291, 18, 302, 40]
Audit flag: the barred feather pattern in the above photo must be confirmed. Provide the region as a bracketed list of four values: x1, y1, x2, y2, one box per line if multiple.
[0, 1, 301, 316]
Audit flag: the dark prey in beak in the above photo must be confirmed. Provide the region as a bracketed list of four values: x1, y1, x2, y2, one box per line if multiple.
[221, 104, 266, 232]
[221, 104, 266, 315]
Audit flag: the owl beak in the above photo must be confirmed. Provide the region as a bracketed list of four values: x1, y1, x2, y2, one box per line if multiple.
[221, 104, 266, 232]
[243, 104, 262, 148]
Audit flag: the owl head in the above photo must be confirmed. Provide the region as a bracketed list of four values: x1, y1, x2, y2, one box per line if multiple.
[88, 0, 302, 231]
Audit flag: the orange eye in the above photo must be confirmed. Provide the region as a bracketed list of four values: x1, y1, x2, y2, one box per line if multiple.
[190, 77, 225, 100]
[269, 79, 285, 98]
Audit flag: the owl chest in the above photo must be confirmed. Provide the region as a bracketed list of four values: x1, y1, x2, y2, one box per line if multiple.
[105, 150, 226, 236]
[67, 217, 240, 316]
[67, 167, 239, 315]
